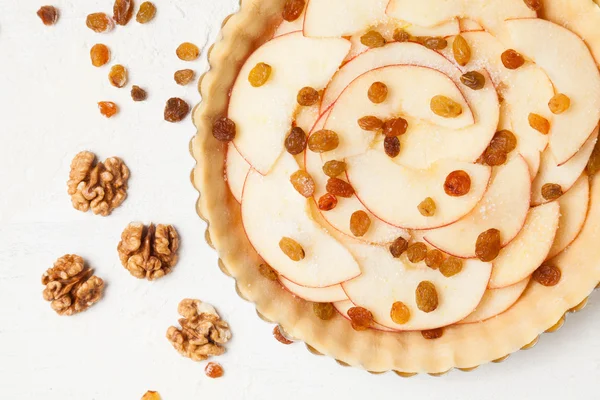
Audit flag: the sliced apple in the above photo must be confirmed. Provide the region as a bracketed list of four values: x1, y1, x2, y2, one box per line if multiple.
[547, 173, 590, 259]
[333, 300, 396, 332]
[459, 278, 530, 324]
[226, 143, 251, 203]
[346, 150, 491, 230]
[342, 241, 492, 330]
[504, 18, 600, 165]
[241, 152, 361, 287]
[229, 32, 350, 174]
[280, 276, 348, 302]
[303, 0, 388, 37]
[531, 127, 598, 206]
[459, 18, 483, 32]
[404, 18, 460, 37]
[424, 156, 531, 258]
[274, 6, 305, 38]
[489, 202, 560, 289]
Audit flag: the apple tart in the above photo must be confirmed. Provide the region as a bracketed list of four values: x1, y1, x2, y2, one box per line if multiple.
[192, 0, 600, 373]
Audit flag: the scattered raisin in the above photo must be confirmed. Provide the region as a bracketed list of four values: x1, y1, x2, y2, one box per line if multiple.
[390, 237, 408, 258]
[350, 210, 371, 237]
[282, 0, 305, 22]
[285, 127, 307, 155]
[258, 263, 278, 281]
[273, 326, 293, 344]
[176, 42, 200, 61]
[313, 302, 335, 320]
[297, 87, 319, 106]
[98, 101, 118, 118]
[308, 130, 339, 152]
[532, 264, 561, 287]
[212, 117, 236, 142]
[393, 29, 410, 42]
[174, 69, 195, 86]
[347, 306, 373, 331]
[440, 257, 463, 277]
[113, 0, 134, 26]
[290, 170, 315, 198]
[164, 98, 190, 123]
[548, 93, 570, 115]
[587, 140, 600, 176]
[90, 44, 110, 67]
[205, 362, 224, 379]
[384, 136, 401, 158]
[418, 197, 436, 217]
[490, 130, 517, 153]
[279, 237, 305, 261]
[326, 178, 354, 198]
[528, 113, 550, 135]
[358, 116, 383, 131]
[501, 49, 525, 69]
[136, 1, 156, 24]
[360, 31, 385, 48]
[423, 36, 447, 50]
[86, 13, 113, 33]
[37, 6, 59, 26]
[444, 170, 471, 197]
[248, 62, 272, 87]
[390, 302, 411, 324]
[407, 242, 427, 263]
[460, 71, 485, 90]
[523, 0, 542, 11]
[368, 82, 388, 104]
[541, 183, 563, 201]
[482, 148, 508, 166]
[425, 249, 444, 270]
[453, 35, 471, 66]
[415, 281, 439, 313]
[421, 328, 444, 340]
[108, 64, 128, 88]
[130, 85, 147, 101]
[431, 95, 463, 118]
[475, 228, 502, 262]
[318, 193, 338, 211]
[322, 160, 346, 177]
[383, 117, 408, 137]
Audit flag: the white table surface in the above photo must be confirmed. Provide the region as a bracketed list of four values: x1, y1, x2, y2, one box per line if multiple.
[1, 1, 599, 399]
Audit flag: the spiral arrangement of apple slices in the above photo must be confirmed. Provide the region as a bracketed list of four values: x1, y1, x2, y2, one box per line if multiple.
[222, 0, 600, 333]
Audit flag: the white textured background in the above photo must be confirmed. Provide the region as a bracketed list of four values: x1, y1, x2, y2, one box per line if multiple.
[1, 1, 599, 399]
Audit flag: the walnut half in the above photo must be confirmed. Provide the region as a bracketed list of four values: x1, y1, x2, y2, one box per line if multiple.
[167, 299, 232, 362]
[42, 254, 105, 316]
[117, 222, 179, 280]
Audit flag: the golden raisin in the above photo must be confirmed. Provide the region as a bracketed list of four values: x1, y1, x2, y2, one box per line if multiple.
[358, 116, 383, 131]
[98, 101, 118, 118]
[174, 69, 195, 86]
[282, 0, 306, 22]
[384, 136, 401, 158]
[313, 302, 335, 320]
[136, 2, 157, 24]
[587, 139, 600, 176]
[418, 197, 436, 217]
[318, 193, 338, 211]
[212, 117, 236, 142]
[528, 113, 550, 135]
[440, 257, 463, 277]
[490, 130, 517, 153]
[360, 31, 385, 48]
[130, 86, 147, 102]
[368, 82, 388, 104]
[248, 62, 272, 87]
[393, 29, 410, 42]
[258, 263, 278, 281]
[326, 178, 354, 198]
[431, 95, 463, 118]
[541, 183, 563, 201]
[501, 49, 525, 69]
[383, 117, 408, 137]
[285, 127, 307, 155]
[108, 64, 128, 88]
[390, 302, 411, 324]
[297, 87, 319, 106]
[548, 93, 571, 115]
[290, 170, 315, 198]
[350, 211, 371, 237]
[90, 44, 110, 67]
[421, 328, 443, 340]
[308, 130, 339, 152]
[113, 0, 134, 25]
[532, 264, 562, 287]
[453, 35, 471, 66]
[523, 0, 542, 11]
[415, 281, 439, 313]
[86, 13, 113, 33]
[279, 237, 305, 261]
[347, 306, 373, 331]
[176, 42, 200, 61]
[460, 71, 485, 90]
[482, 148, 508, 166]
[407, 242, 427, 263]
[205, 362, 224, 379]
[164, 97, 190, 123]
[37, 6, 59, 26]
[390, 237, 408, 258]
[475, 228, 502, 262]
[273, 326, 293, 344]
[141, 391, 161, 400]
[425, 249, 444, 270]
[423, 36, 448, 50]
[322, 160, 346, 177]
[444, 170, 471, 197]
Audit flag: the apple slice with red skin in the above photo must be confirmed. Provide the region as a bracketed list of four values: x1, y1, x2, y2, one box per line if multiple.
[333, 300, 397, 332]
[303, 0, 388, 38]
[459, 278, 530, 324]
[280, 276, 348, 303]
[226, 143, 251, 203]
[459, 18, 483, 32]
[489, 202, 560, 289]
[424, 156, 531, 258]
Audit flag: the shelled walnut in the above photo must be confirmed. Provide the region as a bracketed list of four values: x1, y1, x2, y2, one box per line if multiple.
[166, 299, 232, 362]
[117, 222, 179, 280]
[41, 254, 104, 316]
[67, 151, 130, 216]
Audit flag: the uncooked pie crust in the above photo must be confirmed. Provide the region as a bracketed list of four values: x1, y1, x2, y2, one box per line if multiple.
[191, 0, 600, 373]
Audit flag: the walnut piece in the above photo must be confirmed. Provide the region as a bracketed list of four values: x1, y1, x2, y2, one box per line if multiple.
[41, 254, 104, 316]
[67, 151, 130, 217]
[166, 299, 232, 362]
[117, 222, 179, 280]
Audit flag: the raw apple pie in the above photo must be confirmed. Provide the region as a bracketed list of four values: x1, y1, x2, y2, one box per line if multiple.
[192, 0, 600, 373]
